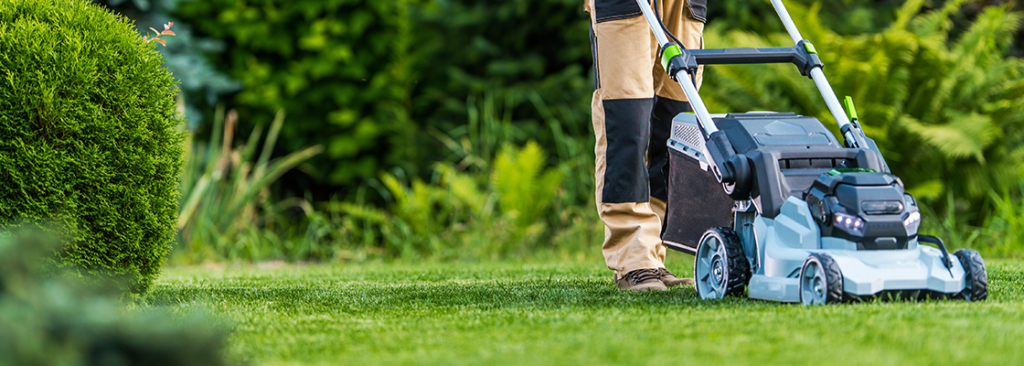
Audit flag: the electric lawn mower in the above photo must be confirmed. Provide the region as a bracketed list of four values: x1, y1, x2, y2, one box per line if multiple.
[636, 0, 989, 304]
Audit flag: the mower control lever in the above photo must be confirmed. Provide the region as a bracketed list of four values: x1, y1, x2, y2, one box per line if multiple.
[706, 131, 736, 183]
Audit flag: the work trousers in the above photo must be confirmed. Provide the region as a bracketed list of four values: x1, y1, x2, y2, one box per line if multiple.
[584, 0, 706, 278]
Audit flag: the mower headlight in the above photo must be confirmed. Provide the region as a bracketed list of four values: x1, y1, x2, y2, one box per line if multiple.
[861, 200, 904, 215]
[903, 211, 921, 234]
[833, 212, 865, 236]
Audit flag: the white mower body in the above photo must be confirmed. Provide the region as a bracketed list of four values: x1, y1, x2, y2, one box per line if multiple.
[747, 197, 966, 302]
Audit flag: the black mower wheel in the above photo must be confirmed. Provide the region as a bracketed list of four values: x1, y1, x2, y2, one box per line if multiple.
[954, 249, 988, 302]
[694, 227, 750, 299]
[799, 253, 844, 305]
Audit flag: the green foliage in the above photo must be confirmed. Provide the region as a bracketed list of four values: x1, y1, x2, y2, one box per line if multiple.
[167, 98, 596, 264]
[429, 92, 595, 213]
[709, 0, 903, 35]
[920, 186, 1024, 258]
[171, 0, 595, 194]
[175, 107, 323, 262]
[413, 0, 592, 162]
[174, 0, 421, 185]
[979, 187, 1024, 257]
[492, 142, 564, 231]
[0, 0, 185, 293]
[0, 231, 231, 366]
[701, 0, 1024, 213]
[330, 141, 594, 260]
[160, 0, 1024, 261]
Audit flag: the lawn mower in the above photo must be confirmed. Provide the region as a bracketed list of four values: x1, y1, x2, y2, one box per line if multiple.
[637, 0, 989, 304]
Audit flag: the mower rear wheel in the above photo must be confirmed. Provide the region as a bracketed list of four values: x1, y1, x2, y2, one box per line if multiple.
[799, 253, 844, 305]
[954, 249, 988, 301]
[695, 227, 750, 299]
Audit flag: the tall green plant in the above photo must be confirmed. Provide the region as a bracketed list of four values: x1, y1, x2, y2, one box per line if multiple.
[176, 107, 322, 262]
[919, 186, 1024, 258]
[977, 187, 1024, 257]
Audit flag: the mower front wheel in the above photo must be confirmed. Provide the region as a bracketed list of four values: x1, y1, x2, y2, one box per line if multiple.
[694, 227, 750, 299]
[954, 249, 988, 301]
[799, 253, 844, 305]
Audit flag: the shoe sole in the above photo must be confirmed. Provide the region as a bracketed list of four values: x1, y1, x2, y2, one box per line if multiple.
[663, 278, 696, 287]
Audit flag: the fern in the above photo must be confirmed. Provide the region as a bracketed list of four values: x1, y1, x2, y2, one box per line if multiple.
[491, 141, 563, 229]
[702, 1, 1024, 212]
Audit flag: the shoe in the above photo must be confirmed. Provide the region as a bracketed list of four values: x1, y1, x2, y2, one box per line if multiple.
[658, 268, 695, 287]
[615, 268, 668, 291]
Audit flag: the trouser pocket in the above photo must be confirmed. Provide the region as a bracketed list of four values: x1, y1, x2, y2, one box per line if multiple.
[594, 0, 643, 23]
[686, 0, 707, 23]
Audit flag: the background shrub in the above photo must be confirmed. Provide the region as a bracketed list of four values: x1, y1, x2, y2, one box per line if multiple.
[174, 0, 423, 188]
[0, 0, 185, 293]
[173, 0, 595, 200]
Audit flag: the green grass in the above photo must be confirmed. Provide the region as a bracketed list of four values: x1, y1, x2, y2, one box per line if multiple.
[152, 258, 1024, 366]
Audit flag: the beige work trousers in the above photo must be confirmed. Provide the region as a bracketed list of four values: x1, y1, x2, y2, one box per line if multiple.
[585, 0, 705, 278]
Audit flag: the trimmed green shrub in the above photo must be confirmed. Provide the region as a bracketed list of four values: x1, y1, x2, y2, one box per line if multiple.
[0, 0, 185, 293]
[92, 0, 241, 128]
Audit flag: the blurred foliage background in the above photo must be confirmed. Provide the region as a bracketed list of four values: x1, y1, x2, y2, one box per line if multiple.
[93, 0, 1024, 263]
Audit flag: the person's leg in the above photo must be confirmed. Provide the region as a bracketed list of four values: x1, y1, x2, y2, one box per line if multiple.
[587, 0, 666, 290]
[649, 0, 705, 286]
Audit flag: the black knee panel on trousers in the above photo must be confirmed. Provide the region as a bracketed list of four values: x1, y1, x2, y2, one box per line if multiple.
[602, 98, 654, 203]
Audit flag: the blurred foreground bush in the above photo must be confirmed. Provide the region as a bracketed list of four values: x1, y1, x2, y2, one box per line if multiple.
[0, 0, 185, 293]
[0, 231, 231, 366]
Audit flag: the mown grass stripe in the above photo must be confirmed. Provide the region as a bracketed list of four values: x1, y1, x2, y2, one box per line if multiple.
[153, 260, 1024, 366]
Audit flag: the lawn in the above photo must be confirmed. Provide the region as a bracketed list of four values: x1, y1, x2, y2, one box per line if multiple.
[152, 257, 1024, 366]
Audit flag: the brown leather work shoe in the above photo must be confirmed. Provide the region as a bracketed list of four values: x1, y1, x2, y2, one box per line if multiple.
[658, 268, 696, 287]
[615, 268, 668, 291]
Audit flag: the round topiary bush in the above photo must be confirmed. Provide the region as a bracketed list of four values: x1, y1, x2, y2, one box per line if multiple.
[0, 0, 184, 293]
